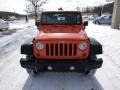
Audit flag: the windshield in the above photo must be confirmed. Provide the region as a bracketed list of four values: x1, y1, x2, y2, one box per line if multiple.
[41, 12, 81, 25]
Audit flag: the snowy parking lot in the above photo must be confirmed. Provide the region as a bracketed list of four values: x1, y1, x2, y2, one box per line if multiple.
[0, 22, 120, 90]
[9, 19, 35, 29]
[0, 19, 35, 37]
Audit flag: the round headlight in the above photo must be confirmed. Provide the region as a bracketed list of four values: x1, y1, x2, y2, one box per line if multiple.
[36, 42, 44, 50]
[79, 41, 87, 51]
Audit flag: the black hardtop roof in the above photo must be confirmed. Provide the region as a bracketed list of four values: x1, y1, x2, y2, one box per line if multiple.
[42, 11, 81, 14]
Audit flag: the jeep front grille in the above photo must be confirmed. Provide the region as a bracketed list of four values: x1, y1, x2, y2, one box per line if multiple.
[46, 43, 77, 56]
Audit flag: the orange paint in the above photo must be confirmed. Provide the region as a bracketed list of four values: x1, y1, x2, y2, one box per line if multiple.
[33, 11, 90, 61]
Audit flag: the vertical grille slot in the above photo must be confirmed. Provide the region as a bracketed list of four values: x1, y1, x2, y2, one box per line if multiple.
[69, 44, 72, 56]
[64, 44, 68, 56]
[55, 44, 58, 56]
[60, 43, 63, 56]
[46, 44, 49, 56]
[74, 44, 77, 56]
[51, 44, 54, 56]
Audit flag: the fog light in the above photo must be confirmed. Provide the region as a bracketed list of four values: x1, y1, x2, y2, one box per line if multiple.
[48, 66, 53, 70]
[70, 66, 75, 70]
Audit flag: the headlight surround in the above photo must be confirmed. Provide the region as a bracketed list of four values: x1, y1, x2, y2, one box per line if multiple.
[79, 41, 87, 51]
[36, 42, 44, 50]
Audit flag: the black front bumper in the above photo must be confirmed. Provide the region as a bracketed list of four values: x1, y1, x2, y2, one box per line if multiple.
[20, 58, 103, 72]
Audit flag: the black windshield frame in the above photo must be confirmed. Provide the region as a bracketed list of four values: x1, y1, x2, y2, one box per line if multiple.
[41, 12, 82, 25]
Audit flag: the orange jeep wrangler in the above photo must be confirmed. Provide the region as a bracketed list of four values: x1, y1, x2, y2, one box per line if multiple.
[20, 11, 103, 75]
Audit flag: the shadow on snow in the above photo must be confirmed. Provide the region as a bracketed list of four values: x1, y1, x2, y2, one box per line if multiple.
[22, 72, 103, 90]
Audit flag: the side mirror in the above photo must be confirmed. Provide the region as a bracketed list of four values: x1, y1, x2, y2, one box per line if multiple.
[35, 21, 40, 27]
[83, 21, 88, 26]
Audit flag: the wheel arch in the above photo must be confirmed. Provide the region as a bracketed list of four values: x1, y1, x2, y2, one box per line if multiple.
[21, 44, 33, 55]
[89, 37, 103, 55]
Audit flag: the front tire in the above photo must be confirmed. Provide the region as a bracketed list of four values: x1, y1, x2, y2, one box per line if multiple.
[26, 69, 38, 76]
[26, 55, 39, 76]
[84, 69, 97, 75]
[84, 55, 97, 75]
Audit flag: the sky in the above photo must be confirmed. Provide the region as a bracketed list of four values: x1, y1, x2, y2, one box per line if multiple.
[0, 0, 109, 14]
[43, 0, 107, 11]
[0, 0, 26, 14]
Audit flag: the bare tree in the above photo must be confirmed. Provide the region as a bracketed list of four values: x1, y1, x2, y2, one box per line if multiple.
[26, 0, 47, 20]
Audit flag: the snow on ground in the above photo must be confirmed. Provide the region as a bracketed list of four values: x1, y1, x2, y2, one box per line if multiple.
[86, 24, 120, 90]
[0, 26, 38, 59]
[0, 19, 35, 37]
[9, 19, 35, 29]
[0, 22, 120, 90]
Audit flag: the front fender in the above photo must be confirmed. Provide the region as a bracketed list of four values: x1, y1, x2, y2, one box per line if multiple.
[21, 44, 33, 55]
[89, 38, 103, 55]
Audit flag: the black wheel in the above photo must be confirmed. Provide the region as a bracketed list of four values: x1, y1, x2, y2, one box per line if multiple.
[108, 23, 111, 25]
[94, 21, 96, 24]
[26, 55, 39, 76]
[96, 21, 100, 25]
[26, 68, 38, 76]
[84, 69, 97, 76]
[26, 55, 34, 60]
[84, 55, 97, 75]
